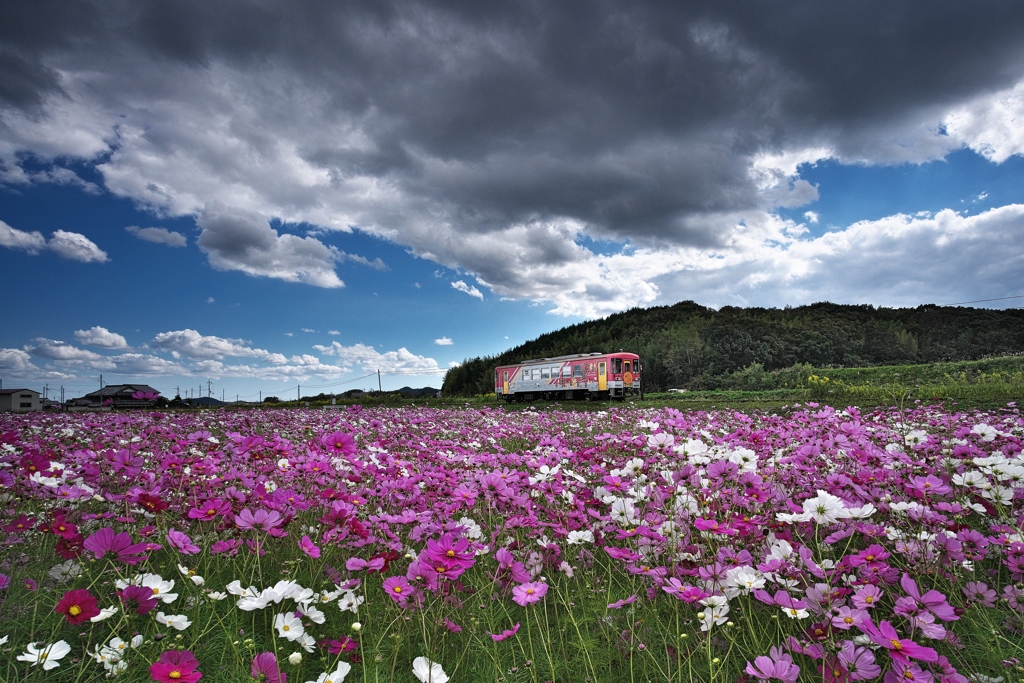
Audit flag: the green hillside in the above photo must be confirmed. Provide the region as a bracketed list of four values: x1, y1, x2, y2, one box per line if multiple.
[441, 301, 1024, 395]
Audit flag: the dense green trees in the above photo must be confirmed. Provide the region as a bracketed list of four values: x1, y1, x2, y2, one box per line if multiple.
[441, 301, 1024, 395]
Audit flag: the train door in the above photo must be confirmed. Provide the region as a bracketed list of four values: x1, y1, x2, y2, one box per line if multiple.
[598, 361, 607, 391]
[503, 370, 510, 395]
[623, 360, 633, 387]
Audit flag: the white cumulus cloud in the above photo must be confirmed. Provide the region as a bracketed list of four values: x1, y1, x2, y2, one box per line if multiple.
[451, 280, 484, 300]
[126, 226, 188, 247]
[74, 326, 128, 349]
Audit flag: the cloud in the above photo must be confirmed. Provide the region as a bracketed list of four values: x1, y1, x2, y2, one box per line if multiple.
[0, 347, 39, 372]
[24, 338, 103, 361]
[152, 329, 288, 363]
[451, 280, 484, 300]
[196, 205, 343, 288]
[312, 342, 445, 375]
[328, 330, 340, 335]
[1, 221, 107, 262]
[74, 326, 128, 349]
[0, 220, 47, 253]
[434, 337, 454, 346]
[126, 225, 188, 247]
[46, 230, 109, 262]
[2, 2, 1024, 314]
[803, 211, 819, 224]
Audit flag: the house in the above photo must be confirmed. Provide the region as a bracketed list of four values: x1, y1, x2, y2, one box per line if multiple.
[68, 384, 161, 409]
[0, 388, 41, 413]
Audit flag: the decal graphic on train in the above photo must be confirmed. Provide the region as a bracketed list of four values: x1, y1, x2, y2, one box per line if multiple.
[494, 352, 641, 402]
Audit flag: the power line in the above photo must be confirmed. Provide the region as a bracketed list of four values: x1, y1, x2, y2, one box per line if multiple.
[939, 294, 1024, 306]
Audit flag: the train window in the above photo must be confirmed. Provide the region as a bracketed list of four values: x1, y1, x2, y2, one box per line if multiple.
[624, 361, 631, 373]
[573, 364, 583, 377]
[613, 358, 622, 374]
[541, 368, 550, 379]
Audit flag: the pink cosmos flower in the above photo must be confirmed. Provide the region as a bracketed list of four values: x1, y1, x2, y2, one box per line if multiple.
[299, 535, 321, 559]
[55, 588, 100, 624]
[383, 575, 416, 604]
[251, 652, 286, 683]
[836, 640, 881, 681]
[491, 622, 520, 641]
[662, 578, 710, 603]
[234, 508, 285, 534]
[608, 594, 638, 609]
[745, 655, 800, 683]
[346, 557, 386, 572]
[187, 499, 231, 521]
[860, 620, 939, 663]
[83, 527, 152, 565]
[512, 581, 548, 606]
[320, 431, 357, 456]
[167, 528, 201, 555]
[150, 649, 202, 682]
[119, 584, 159, 615]
[851, 585, 884, 609]
[899, 573, 957, 622]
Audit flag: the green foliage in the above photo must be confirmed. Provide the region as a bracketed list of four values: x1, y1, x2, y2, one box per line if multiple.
[441, 301, 1024, 396]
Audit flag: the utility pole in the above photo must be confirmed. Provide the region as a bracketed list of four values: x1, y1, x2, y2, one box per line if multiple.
[378, 369, 382, 393]
[297, 385, 300, 401]
[207, 379, 213, 399]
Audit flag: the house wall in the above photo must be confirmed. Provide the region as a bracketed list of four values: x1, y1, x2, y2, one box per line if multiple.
[0, 390, 41, 413]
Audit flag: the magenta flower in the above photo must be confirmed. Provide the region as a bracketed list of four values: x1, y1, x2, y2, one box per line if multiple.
[119, 584, 159, 615]
[383, 575, 416, 604]
[837, 640, 881, 681]
[320, 431, 357, 456]
[899, 573, 957, 622]
[55, 588, 100, 624]
[187, 499, 231, 521]
[608, 594, 638, 609]
[83, 527, 152, 565]
[150, 649, 202, 682]
[851, 584, 884, 609]
[512, 581, 548, 606]
[346, 557, 386, 572]
[424, 533, 476, 570]
[167, 528, 201, 555]
[491, 622, 520, 641]
[662, 578, 709, 603]
[745, 655, 800, 683]
[234, 508, 284, 534]
[860, 620, 939, 663]
[299, 535, 321, 559]
[251, 652, 286, 683]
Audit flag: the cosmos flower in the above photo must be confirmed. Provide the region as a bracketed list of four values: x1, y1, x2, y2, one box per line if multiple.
[412, 657, 449, 683]
[251, 652, 286, 683]
[490, 622, 520, 641]
[512, 581, 548, 606]
[55, 588, 100, 624]
[150, 649, 202, 682]
[17, 640, 72, 670]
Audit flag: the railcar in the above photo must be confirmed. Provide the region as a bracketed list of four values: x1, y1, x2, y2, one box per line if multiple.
[494, 352, 641, 402]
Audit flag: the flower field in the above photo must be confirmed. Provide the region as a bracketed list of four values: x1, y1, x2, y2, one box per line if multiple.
[1, 402, 1022, 683]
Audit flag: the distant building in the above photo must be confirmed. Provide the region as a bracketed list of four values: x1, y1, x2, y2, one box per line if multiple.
[68, 384, 161, 410]
[0, 388, 41, 413]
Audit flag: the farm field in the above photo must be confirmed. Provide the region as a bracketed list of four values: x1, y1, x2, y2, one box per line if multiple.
[1, 403, 1022, 682]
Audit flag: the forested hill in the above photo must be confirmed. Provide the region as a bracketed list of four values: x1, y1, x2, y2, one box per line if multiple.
[441, 301, 1024, 395]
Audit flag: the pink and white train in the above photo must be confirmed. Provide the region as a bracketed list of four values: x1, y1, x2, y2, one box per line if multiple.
[495, 352, 641, 402]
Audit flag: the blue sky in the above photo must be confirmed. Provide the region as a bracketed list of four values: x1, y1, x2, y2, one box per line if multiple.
[2, 1, 1024, 400]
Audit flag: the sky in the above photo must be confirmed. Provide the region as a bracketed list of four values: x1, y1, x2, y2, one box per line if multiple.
[2, 1, 1024, 401]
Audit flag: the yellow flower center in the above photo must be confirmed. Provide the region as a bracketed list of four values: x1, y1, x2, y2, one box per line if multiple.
[393, 586, 402, 593]
[170, 672, 182, 680]
[447, 550, 455, 557]
[890, 639, 903, 650]
[69, 605, 82, 616]
[864, 596, 873, 603]
[526, 589, 535, 595]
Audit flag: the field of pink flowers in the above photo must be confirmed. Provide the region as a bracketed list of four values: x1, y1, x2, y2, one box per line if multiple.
[0, 402, 1022, 682]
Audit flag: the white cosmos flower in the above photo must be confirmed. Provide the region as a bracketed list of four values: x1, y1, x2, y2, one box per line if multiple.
[17, 640, 72, 670]
[412, 656, 449, 683]
[155, 612, 192, 630]
[307, 660, 352, 683]
[274, 611, 305, 641]
[566, 529, 595, 545]
[801, 490, 849, 524]
[337, 591, 364, 613]
[299, 602, 326, 624]
[90, 605, 119, 622]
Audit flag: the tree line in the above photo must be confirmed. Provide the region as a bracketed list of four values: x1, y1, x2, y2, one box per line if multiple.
[441, 301, 1024, 395]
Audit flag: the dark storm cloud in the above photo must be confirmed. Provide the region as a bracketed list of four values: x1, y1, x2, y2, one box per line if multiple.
[3, 0, 1024, 313]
